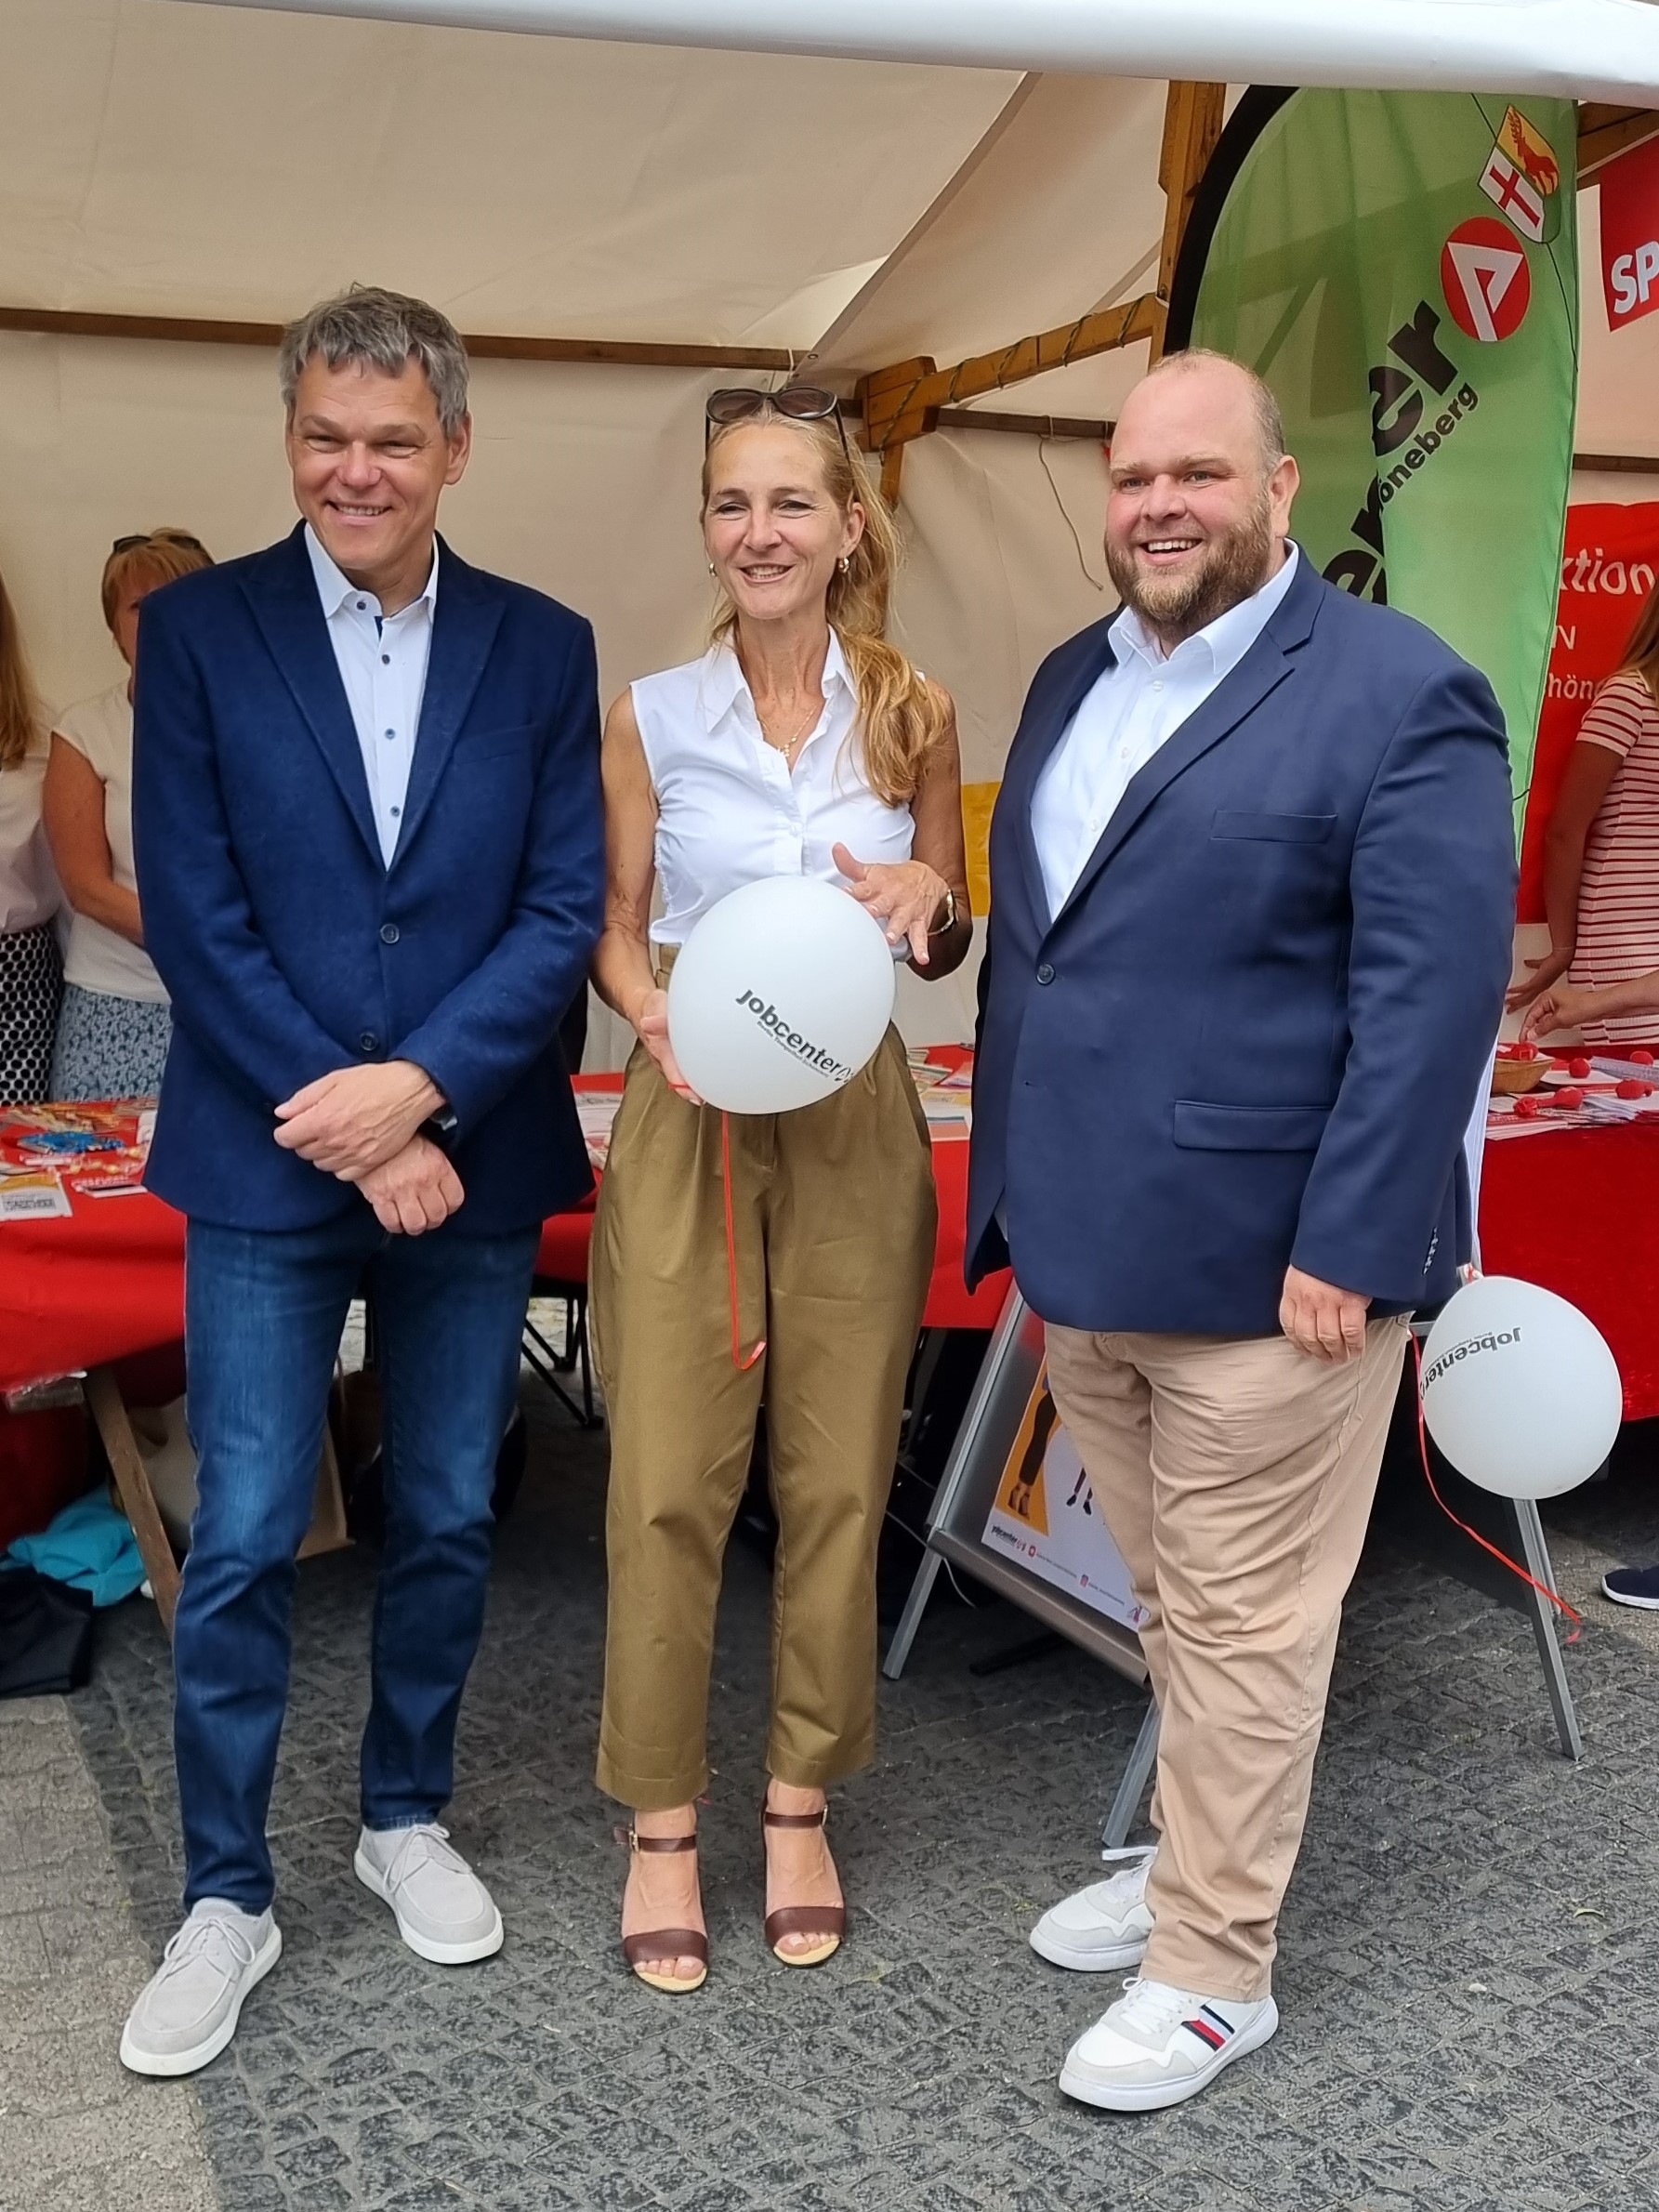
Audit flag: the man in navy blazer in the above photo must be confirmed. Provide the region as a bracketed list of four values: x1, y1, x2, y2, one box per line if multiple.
[969, 352, 1515, 2112]
[120, 288, 603, 2077]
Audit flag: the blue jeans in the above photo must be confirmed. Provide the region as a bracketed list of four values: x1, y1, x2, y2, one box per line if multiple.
[175, 1207, 539, 1913]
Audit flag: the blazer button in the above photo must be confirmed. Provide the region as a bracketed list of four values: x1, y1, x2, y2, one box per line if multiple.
[1035, 962, 1055, 985]
[379, 923, 401, 945]
[360, 1031, 380, 1054]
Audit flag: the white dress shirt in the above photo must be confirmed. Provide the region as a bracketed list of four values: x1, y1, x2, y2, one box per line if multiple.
[1030, 545, 1301, 920]
[630, 631, 915, 946]
[305, 524, 439, 866]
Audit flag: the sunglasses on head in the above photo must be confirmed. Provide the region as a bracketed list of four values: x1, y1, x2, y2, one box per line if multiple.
[704, 385, 852, 463]
[111, 531, 208, 555]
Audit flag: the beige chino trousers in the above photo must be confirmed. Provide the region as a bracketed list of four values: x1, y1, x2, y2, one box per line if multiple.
[1044, 1316, 1409, 1999]
[591, 1021, 936, 1810]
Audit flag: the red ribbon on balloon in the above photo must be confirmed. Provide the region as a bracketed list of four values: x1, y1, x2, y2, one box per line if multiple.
[1412, 1336, 1582, 1640]
[722, 1112, 767, 1374]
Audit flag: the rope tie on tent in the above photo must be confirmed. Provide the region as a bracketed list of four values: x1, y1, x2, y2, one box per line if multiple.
[722, 1112, 766, 1374]
[1411, 1336, 1581, 1640]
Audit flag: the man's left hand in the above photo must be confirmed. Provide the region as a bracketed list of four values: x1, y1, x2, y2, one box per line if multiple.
[1279, 1266, 1371, 1362]
[274, 1060, 442, 1180]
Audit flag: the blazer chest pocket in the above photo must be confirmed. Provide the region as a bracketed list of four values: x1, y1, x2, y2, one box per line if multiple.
[454, 722, 535, 762]
[1210, 810, 1336, 842]
[1173, 1100, 1331, 1152]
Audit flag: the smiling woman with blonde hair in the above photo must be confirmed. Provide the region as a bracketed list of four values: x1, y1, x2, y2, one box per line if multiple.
[590, 385, 971, 1995]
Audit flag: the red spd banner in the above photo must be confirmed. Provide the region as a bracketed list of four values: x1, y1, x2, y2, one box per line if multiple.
[1600, 131, 1659, 331]
[1518, 503, 1659, 919]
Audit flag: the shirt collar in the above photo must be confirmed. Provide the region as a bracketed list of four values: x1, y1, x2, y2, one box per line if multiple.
[697, 627, 853, 734]
[304, 522, 440, 623]
[1109, 541, 1300, 678]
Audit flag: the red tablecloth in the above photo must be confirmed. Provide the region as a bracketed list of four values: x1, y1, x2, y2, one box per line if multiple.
[3, 1189, 187, 1397]
[1479, 1122, 1659, 1421]
[0, 1063, 1009, 1396]
[20, 1085, 1654, 1417]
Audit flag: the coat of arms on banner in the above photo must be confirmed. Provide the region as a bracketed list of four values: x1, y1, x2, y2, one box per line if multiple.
[1479, 103, 1562, 244]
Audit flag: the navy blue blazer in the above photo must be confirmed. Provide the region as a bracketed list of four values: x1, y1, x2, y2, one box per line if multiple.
[132, 524, 604, 1237]
[968, 555, 1518, 1336]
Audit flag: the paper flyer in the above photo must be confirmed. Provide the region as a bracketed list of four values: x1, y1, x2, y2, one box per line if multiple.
[981, 1372, 1148, 1633]
[574, 1092, 622, 1170]
[0, 1172, 72, 1221]
[0, 1103, 155, 1213]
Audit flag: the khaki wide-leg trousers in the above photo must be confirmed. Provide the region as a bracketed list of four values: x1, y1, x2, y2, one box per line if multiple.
[1044, 1316, 1409, 1999]
[591, 1024, 936, 1810]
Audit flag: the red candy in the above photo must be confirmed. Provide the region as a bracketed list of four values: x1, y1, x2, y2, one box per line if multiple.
[1554, 1087, 1585, 1110]
[1569, 1058, 1592, 1078]
[1515, 1042, 1540, 1060]
[1514, 1095, 1542, 1117]
[1617, 1080, 1652, 1100]
[1633, 1049, 1654, 1065]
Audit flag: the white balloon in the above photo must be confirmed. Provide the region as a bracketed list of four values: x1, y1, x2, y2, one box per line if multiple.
[666, 876, 897, 1114]
[1420, 1274, 1622, 1500]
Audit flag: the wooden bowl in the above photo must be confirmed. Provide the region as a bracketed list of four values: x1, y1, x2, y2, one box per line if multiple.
[1492, 1057, 1549, 1096]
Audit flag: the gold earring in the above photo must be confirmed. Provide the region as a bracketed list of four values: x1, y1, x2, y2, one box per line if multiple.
[708, 560, 717, 575]
[837, 556, 850, 574]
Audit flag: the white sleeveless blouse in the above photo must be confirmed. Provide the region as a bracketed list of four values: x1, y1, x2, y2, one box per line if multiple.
[630, 632, 915, 947]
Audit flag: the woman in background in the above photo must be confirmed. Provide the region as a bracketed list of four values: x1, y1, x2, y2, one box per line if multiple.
[0, 565, 60, 1102]
[1508, 594, 1659, 1045]
[45, 528, 214, 1099]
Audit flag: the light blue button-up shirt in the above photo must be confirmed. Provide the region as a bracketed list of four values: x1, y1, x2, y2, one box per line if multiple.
[1031, 544, 1300, 921]
[305, 524, 439, 866]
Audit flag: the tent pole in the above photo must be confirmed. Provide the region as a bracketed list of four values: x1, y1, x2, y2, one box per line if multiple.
[1150, 80, 1226, 364]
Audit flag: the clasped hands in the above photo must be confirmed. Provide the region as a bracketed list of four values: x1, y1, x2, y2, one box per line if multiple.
[274, 1061, 461, 1235]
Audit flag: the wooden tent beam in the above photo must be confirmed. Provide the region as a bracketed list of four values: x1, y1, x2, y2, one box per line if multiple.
[0, 304, 796, 373]
[935, 406, 1114, 441]
[856, 294, 1157, 456]
[1578, 103, 1659, 178]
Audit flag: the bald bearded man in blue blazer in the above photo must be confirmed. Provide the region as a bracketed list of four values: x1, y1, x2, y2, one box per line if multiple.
[968, 350, 1515, 2113]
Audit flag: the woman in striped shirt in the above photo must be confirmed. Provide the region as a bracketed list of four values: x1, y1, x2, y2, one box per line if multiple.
[1510, 593, 1659, 1046]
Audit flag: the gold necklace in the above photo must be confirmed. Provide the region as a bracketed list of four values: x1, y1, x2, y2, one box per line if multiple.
[757, 696, 820, 759]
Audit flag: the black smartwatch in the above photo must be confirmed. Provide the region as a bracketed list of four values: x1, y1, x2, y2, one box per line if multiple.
[419, 1104, 461, 1152]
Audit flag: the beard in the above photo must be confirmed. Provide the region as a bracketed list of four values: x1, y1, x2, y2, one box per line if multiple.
[1105, 490, 1276, 642]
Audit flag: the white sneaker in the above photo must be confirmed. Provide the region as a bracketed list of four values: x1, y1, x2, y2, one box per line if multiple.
[1060, 1975, 1279, 2112]
[1029, 1846, 1156, 1972]
[119, 1901, 282, 2077]
[354, 1823, 503, 1965]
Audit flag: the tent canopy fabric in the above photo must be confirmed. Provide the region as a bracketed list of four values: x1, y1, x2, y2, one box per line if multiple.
[3, 1, 1657, 1051]
[191, 0, 1659, 108]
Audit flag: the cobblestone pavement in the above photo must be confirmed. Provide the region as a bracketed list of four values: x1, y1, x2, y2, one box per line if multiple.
[38, 1399, 1659, 2212]
[0, 1696, 216, 2212]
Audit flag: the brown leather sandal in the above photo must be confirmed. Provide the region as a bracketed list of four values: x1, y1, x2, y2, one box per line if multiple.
[760, 1800, 845, 1968]
[621, 1828, 708, 1995]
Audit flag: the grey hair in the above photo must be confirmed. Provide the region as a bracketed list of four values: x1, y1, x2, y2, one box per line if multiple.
[278, 284, 470, 438]
[1146, 346, 1286, 471]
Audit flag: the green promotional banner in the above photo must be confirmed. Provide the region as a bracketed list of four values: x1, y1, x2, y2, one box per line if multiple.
[1171, 89, 1579, 838]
